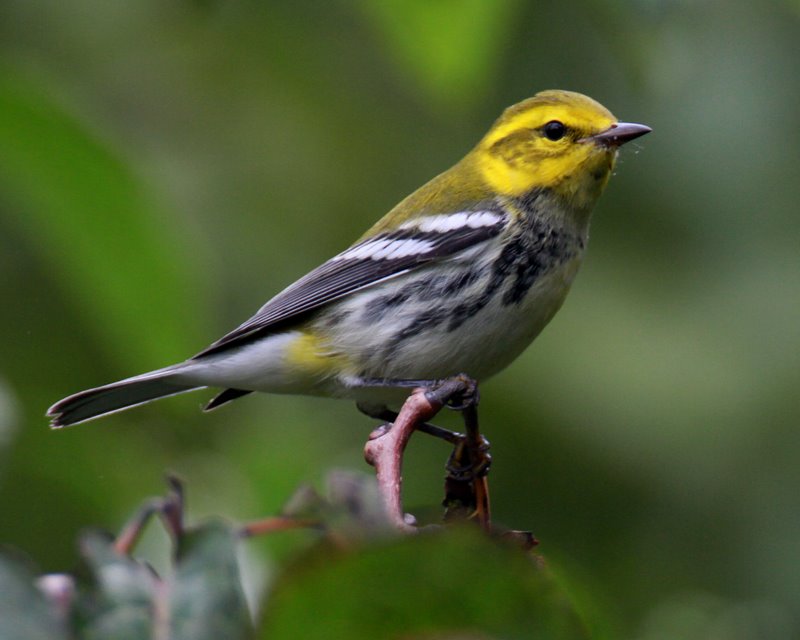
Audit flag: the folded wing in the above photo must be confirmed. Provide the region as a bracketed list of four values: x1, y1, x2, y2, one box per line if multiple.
[196, 210, 508, 357]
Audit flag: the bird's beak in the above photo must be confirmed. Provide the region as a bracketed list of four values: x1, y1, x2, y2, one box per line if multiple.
[585, 122, 652, 147]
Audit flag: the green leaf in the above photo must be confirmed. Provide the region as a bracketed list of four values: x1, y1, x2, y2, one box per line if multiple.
[260, 527, 590, 640]
[73, 530, 157, 640]
[0, 550, 67, 640]
[169, 519, 253, 640]
[280, 471, 395, 540]
[0, 67, 204, 371]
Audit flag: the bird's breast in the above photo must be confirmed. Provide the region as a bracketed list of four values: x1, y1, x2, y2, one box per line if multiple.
[317, 220, 586, 386]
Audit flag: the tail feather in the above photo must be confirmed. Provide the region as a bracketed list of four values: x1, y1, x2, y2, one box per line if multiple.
[47, 371, 204, 428]
[203, 388, 253, 412]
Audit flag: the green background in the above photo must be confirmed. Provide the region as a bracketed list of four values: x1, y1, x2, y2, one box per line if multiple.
[1, 0, 798, 637]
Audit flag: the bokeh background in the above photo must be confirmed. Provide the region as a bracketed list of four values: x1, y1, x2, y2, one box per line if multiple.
[1, 0, 798, 637]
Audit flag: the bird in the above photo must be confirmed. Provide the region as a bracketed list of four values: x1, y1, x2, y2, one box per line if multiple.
[47, 90, 650, 428]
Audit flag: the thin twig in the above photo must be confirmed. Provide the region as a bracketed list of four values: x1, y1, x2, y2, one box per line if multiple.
[461, 402, 492, 530]
[113, 498, 164, 555]
[240, 516, 321, 538]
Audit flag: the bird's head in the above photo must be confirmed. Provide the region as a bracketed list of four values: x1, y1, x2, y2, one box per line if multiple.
[475, 90, 650, 211]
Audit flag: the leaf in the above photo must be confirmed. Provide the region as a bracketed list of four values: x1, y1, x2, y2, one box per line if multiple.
[0, 550, 67, 640]
[260, 527, 590, 640]
[279, 470, 395, 541]
[169, 519, 253, 640]
[72, 530, 158, 640]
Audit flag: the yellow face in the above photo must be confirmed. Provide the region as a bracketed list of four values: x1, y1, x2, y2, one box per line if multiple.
[476, 90, 620, 208]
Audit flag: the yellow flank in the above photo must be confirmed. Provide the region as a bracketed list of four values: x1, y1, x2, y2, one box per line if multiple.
[284, 331, 347, 380]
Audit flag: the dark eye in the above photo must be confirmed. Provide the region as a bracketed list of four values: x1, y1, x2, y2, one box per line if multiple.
[543, 120, 566, 141]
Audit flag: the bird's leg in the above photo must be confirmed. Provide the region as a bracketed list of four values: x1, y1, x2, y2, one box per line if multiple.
[358, 374, 491, 530]
[357, 402, 463, 444]
[425, 375, 492, 530]
[443, 405, 492, 530]
[362, 388, 444, 529]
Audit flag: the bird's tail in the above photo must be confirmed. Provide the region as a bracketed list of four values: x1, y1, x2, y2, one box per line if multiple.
[47, 367, 204, 428]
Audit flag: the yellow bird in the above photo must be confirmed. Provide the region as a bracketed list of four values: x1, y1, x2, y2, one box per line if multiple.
[48, 90, 650, 427]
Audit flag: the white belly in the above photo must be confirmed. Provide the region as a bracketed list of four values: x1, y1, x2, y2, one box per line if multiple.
[322, 253, 583, 386]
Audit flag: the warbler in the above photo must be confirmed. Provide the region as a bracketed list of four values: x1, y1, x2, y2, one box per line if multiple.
[48, 90, 650, 428]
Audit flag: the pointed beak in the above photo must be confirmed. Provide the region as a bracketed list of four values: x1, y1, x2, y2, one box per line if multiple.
[586, 122, 652, 147]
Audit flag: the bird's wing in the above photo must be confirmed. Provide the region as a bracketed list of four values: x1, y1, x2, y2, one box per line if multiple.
[194, 209, 507, 357]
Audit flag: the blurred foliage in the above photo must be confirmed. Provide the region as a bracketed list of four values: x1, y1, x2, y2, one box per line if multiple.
[0, 0, 798, 637]
[0, 477, 253, 640]
[0, 474, 588, 639]
[355, 0, 521, 110]
[0, 70, 205, 370]
[261, 528, 587, 640]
